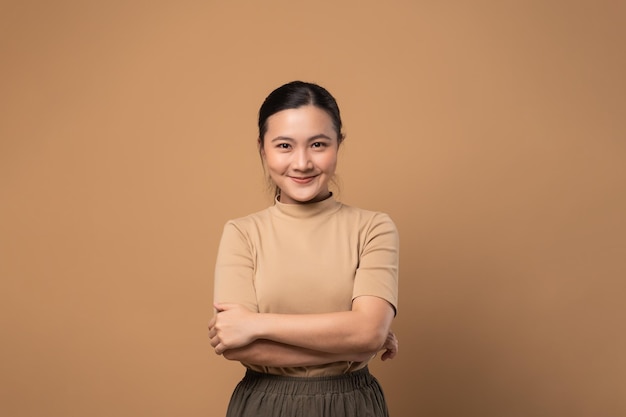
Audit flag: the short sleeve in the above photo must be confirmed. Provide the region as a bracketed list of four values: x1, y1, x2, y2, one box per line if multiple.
[352, 213, 399, 314]
[213, 221, 259, 312]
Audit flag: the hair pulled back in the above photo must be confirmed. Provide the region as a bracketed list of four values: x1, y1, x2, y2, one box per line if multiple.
[258, 81, 344, 146]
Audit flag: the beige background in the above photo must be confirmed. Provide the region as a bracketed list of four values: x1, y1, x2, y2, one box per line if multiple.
[1, 1, 625, 416]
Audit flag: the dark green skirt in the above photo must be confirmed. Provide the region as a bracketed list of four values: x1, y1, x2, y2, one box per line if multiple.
[225, 367, 389, 417]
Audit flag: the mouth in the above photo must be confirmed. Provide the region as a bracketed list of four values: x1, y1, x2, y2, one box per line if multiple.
[289, 175, 317, 184]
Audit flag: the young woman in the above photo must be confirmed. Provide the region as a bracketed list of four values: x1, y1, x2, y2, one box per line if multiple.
[209, 81, 399, 417]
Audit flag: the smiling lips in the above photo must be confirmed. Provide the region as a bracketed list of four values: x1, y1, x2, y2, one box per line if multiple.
[289, 175, 317, 184]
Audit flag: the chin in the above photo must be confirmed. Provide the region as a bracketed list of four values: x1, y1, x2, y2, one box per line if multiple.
[282, 190, 325, 204]
[288, 196, 316, 204]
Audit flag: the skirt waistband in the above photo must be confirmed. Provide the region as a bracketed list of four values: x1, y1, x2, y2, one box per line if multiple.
[240, 367, 376, 395]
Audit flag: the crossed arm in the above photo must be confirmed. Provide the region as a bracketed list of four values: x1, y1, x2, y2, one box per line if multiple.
[208, 295, 398, 367]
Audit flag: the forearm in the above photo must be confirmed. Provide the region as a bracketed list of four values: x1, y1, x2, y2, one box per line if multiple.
[223, 340, 375, 367]
[254, 312, 378, 354]
[253, 297, 394, 354]
[211, 297, 395, 355]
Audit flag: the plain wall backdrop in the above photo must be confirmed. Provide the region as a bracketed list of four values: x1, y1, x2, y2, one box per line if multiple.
[1, 1, 625, 416]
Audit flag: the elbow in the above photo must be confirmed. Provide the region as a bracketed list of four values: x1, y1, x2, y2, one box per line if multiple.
[223, 344, 266, 363]
[223, 349, 246, 362]
[349, 331, 386, 362]
[351, 351, 377, 362]
[222, 350, 236, 361]
[350, 296, 395, 353]
[358, 327, 388, 353]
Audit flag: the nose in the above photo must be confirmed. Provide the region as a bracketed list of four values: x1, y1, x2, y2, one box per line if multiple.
[293, 148, 313, 171]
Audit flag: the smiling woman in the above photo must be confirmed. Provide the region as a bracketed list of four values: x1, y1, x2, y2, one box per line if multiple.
[209, 81, 399, 417]
[257, 81, 346, 203]
[261, 105, 338, 204]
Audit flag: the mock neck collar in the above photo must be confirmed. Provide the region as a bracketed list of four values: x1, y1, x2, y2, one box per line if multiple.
[271, 193, 341, 219]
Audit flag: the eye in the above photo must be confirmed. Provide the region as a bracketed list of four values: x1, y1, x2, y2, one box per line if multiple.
[311, 142, 327, 148]
[276, 143, 291, 149]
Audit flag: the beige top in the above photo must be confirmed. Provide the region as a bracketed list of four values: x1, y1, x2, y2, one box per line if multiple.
[213, 195, 399, 376]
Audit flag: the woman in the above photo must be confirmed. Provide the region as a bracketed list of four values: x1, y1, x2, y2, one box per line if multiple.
[209, 81, 399, 417]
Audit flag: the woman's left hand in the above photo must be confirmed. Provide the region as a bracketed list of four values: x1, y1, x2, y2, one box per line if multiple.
[208, 303, 258, 355]
[380, 330, 398, 361]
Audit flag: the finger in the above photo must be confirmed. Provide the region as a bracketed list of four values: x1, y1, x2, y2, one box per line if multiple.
[208, 316, 216, 328]
[214, 302, 241, 312]
[214, 302, 235, 312]
[381, 348, 396, 361]
[387, 334, 398, 349]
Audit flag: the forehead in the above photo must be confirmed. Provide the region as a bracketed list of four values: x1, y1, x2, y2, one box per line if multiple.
[265, 106, 336, 139]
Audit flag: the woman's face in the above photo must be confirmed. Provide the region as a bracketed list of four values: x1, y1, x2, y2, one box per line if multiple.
[261, 105, 339, 204]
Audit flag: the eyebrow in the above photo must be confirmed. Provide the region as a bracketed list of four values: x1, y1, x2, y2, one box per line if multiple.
[270, 134, 333, 143]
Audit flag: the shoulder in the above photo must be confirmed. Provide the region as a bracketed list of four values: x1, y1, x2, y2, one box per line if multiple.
[217, 207, 275, 253]
[218, 207, 274, 241]
[224, 206, 273, 227]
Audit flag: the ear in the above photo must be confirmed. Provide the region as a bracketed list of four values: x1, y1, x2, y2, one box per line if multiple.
[258, 139, 265, 158]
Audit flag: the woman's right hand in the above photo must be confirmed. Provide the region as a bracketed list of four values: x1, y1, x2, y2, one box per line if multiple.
[209, 303, 258, 355]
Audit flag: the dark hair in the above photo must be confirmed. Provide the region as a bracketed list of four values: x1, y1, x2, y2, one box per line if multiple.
[258, 81, 345, 146]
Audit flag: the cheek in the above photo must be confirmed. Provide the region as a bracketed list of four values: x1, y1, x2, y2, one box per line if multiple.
[263, 151, 287, 173]
[320, 152, 338, 174]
